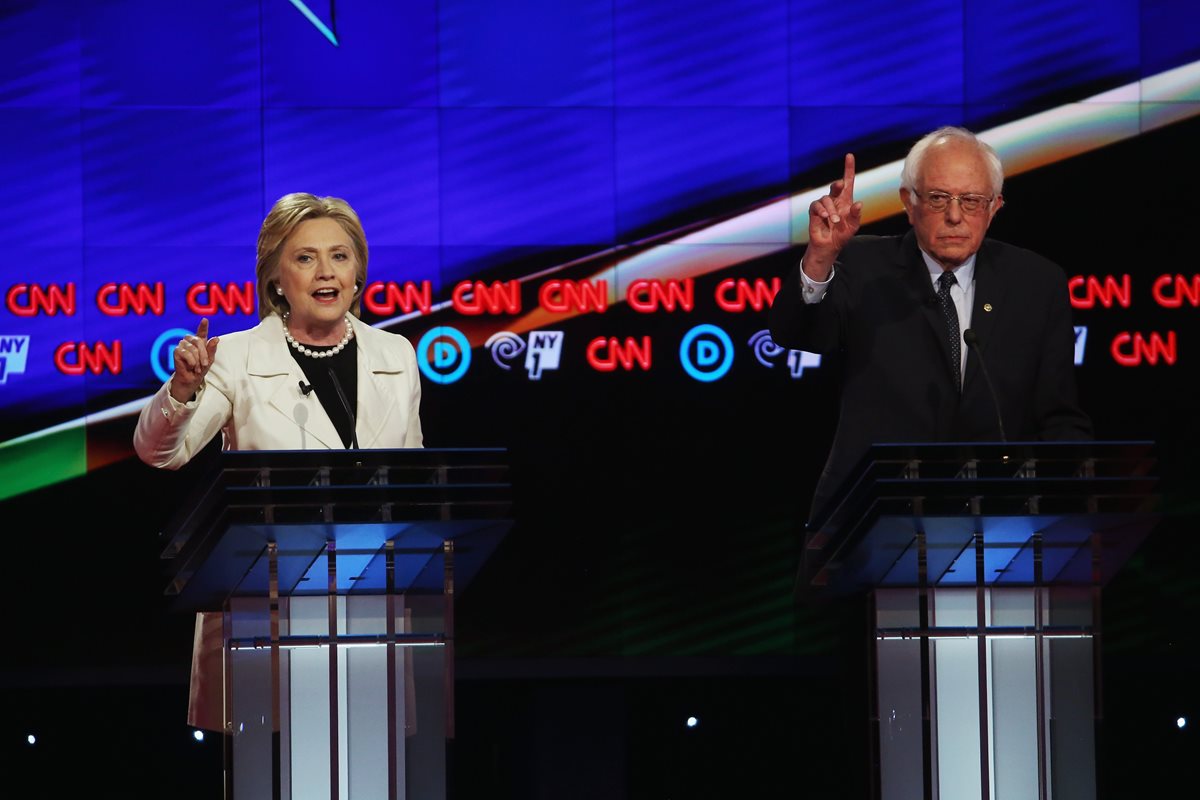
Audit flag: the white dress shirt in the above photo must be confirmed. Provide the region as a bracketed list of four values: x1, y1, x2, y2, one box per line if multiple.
[798, 251, 976, 381]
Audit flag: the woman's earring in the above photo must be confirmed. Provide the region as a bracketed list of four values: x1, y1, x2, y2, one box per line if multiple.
[275, 286, 284, 296]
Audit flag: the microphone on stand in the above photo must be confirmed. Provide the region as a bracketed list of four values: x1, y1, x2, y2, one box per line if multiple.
[963, 329, 1006, 443]
[327, 367, 359, 449]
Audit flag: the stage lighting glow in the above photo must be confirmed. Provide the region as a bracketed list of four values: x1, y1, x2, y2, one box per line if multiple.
[686, 716, 698, 728]
[193, 730, 205, 742]
[1177, 717, 1186, 729]
[287, 0, 339, 47]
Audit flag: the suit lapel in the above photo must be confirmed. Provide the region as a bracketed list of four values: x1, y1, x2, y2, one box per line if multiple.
[963, 241, 1004, 390]
[251, 315, 343, 449]
[349, 316, 403, 449]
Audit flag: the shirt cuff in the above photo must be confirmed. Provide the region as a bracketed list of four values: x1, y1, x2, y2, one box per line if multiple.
[800, 261, 835, 304]
[164, 380, 204, 415]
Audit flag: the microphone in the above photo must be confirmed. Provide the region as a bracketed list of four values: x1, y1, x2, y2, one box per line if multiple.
[326, 367, 359, 449]
[963, 329, 1006, 443]
[299, 380, 314, 396]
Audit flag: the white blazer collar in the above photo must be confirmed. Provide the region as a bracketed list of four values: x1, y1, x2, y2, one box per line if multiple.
[245, 313, 410, 450]
[252, 314, 343, 449]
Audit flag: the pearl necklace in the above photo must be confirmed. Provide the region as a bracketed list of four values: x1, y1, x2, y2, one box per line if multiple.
[283, 312, 354, 358]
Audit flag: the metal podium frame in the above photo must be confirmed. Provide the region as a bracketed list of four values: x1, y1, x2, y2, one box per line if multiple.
[798, 441, 1159, 800]
[158, 448, 513, 800]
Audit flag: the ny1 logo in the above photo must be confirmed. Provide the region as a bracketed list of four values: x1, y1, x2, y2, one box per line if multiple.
[485, 330, 564, 380]
[0, 335, 31, 384]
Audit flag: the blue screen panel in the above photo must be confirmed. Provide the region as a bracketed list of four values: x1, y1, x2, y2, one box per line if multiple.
[440, 108, 616, 247]
[80, 0, 259, 109]
[965, 0, 1141, 108]
[616, 107, 790, 240]
[81, 109, 262, 246]
[0, 108, 83, 246]
[262, 0, 439, 108]
[440, 0, 614, 107]
[788, 105, 957, 183]
[1142, 0, 1200, 77]
[0, 0, 80, 108]
[263, 109, 441, 247]
[788, 0, 964, 107]
[616, 0, 789, 107]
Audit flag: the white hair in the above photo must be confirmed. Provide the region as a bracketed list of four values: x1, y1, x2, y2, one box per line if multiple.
[900, 126, 1004, 196]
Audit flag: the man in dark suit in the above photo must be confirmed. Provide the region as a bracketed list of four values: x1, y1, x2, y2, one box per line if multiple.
[768, 126, 1092, 525]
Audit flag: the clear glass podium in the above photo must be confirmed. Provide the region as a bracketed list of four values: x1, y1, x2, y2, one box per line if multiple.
[159, 448, 513, 800]
[799, 441, 1159, 800]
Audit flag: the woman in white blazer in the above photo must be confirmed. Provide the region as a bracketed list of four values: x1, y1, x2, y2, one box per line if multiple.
[134, 192, 424, 468]
[133, 193, 425, 732]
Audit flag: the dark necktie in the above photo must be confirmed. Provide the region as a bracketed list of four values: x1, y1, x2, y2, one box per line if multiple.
[937, 271, 961, 390]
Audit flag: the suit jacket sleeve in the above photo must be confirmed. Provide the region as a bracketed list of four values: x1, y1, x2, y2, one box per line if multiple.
[767, 252, 845, 355]
[133, 362, 234, 469]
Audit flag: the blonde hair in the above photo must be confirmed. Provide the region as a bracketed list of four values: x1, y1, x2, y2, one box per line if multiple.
[256, 193, 368, 320]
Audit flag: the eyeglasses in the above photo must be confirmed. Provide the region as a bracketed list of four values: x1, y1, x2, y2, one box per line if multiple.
[913, 190, 994, 214]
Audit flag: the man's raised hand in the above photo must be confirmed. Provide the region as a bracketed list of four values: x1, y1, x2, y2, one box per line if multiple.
[804, 153, 864, 280]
